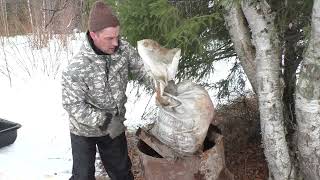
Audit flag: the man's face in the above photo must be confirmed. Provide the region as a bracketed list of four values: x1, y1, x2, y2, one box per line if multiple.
[90, 26, 120, 54]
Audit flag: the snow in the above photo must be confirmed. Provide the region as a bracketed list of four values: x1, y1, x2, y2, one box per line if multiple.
[0, 34, 236, 180]
[0, 77, 71, 179]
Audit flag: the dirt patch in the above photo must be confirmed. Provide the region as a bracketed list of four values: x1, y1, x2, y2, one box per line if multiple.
[225, 143, 268, 180]
[216, 96, 268, 179]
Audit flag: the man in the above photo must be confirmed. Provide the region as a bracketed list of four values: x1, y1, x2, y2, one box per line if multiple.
[62, 1, 147, 179]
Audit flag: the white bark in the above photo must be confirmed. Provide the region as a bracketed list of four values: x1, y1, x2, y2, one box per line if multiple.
[27, 0, 34, 34]
[241, 0, 294, 179]
[0, 1, 12, 86]
[295, 0, 320, 179]
[223, 2, 257, 93]
[42, 0, 46, 31]
[0, 0, 9, 36]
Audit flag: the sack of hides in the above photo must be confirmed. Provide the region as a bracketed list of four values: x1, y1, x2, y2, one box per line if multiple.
[151, 81, 214, 156]
[137, 39, 215, 156]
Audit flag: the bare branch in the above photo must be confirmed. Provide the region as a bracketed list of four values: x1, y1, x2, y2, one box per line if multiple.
[44, 0, 70, 29]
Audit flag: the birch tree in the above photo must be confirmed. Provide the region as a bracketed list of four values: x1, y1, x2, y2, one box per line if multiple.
[295, 0, 320, 179]
[0, 0, 12, 86]
[233, 1, 294, 179]
[27, 0, 34, 35]
[223, 2, 257, 93]
[223, 0, 317, 179]
[0, 0, 9, 36]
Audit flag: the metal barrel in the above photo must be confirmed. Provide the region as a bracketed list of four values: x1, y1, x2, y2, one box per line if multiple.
[137, 125, 234, 180]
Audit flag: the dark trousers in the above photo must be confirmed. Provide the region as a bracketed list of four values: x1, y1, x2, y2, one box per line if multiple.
[69, 132, 134, 180]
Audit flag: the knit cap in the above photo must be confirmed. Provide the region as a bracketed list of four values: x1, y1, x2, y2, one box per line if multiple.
[88, 1, 119, 32]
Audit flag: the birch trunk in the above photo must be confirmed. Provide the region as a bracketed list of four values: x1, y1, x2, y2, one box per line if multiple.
[0, 0, 12, 86]
[295, 0, 320, 179]
[42, 0, 46, 31]
[73, 0, 83, 31]
[223, 2, 257, 93]
[0, 0, 9, 36]
[241, 0, 295, 179]
[27, 0, 34, 34]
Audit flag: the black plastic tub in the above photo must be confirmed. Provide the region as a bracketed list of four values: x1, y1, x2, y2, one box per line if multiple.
[0, 118, 21, 148]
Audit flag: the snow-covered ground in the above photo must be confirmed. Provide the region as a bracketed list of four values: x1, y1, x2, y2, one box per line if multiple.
[0, 34, 235, 180]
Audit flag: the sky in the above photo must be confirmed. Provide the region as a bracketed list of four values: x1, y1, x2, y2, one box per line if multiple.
[0, 33, 235, 180]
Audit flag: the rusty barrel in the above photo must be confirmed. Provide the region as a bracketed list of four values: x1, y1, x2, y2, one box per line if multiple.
[137, 126, 234, 180]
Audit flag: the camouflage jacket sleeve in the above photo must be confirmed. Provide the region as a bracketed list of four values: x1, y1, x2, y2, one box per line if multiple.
[124, 41, 152, 88]
[62, 63, 106, 127]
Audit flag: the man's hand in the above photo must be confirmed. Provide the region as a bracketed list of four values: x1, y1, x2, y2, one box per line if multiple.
[99, 112, 113, 131]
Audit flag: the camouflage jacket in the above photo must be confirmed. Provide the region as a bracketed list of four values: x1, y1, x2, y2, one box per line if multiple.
[62, 34, 146, 138]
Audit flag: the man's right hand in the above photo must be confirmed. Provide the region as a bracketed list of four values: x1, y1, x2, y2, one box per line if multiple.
[99, 112, 113, 131]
